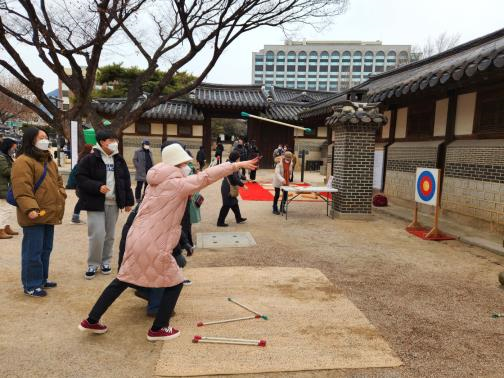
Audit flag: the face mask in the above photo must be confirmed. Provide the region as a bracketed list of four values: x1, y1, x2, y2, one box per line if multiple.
[35, 139, 50, 151]
[143, 145, 150, 150]
[108, 142, 119, 153]
[181, 165, 192, 177]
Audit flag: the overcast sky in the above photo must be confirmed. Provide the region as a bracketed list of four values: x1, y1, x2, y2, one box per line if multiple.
[32, 0, 504, 91]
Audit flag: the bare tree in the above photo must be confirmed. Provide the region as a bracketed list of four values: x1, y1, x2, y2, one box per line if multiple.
[412, 32, 461, 60]
[0, 0, 348, 140]
[0, 74, 37, 123]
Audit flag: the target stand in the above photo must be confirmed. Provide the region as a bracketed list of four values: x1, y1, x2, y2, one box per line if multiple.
[407, 168, 446, 240]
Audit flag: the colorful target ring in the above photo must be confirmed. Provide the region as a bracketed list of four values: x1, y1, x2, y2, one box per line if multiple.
[416, 171, 436, 202]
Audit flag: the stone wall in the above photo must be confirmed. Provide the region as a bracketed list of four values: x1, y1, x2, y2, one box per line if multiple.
[442, 139, 504, 227]
[384, 141, 441, 201]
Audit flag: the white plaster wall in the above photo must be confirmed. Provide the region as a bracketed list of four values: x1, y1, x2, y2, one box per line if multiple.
[454, 92, 476, 136]
[382, 110, 391, 139]
[395, 107, 408, 139]
[433, 98, 448, 137]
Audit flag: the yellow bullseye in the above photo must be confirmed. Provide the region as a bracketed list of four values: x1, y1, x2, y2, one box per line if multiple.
[422, 181, 430, 192]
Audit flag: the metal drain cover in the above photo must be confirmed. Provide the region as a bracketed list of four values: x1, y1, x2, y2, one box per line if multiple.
[196, 232, 256, 248]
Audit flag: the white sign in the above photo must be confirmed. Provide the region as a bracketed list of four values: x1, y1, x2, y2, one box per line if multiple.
[373, 150, 384, 190]
[414, 168, 440, 206]
[71, 121, 78, 169]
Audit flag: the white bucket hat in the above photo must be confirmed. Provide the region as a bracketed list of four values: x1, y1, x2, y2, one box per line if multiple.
[162, 143, 192, 166]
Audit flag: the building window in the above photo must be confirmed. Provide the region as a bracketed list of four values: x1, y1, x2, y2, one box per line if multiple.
[178, 124, 192, 137]
[136, 121, 151, 135]
[255, 65, 263, 71]
[320, 51, 329, 65]
[407, 101, 435, 138]
[364, 65, 373, 72]
[276, 81, 285, 87]
[287, 65, 296, 72]
[276, 51, 285, 64]
[375, 65, 384, 72]
[364, 51, 373, 66]
[254, 80, 263, 84]
[298, 65, 306, 72]
[319, 82, 327, 90]
[266, 51, 274, 63]
[296, 81, 306, 89]
[352, 65, 362, 72]
[255, 55, 264, 63]
[297, 74, 306, 78]
[276, 65, 285, 72]
[330, 66, 339, 72]
[266, 65, 274, 71]
[352, 51, 362, 65]
[297, 51, 307, 64]
[319, 65, 328, 72]
[265, 74, 274, 78]
[287, 51, 296, 63]
[342, 51, 351, 65]
[475, 87, 504, 134]
[375, 51, 385, 65]
[287, 81, 295, 88]
[287, 74, 296, 78]
[341, 65, 350, 72]
[308, 66, 317, 72]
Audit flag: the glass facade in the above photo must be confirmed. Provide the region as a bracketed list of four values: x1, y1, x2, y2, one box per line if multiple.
[253, 45, 412, 92]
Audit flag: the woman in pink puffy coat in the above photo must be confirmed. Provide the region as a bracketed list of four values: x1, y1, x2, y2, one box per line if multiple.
[79, 143, 258, 341]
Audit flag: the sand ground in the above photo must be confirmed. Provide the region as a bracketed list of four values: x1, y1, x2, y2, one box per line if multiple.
[0, 170, 503, 377]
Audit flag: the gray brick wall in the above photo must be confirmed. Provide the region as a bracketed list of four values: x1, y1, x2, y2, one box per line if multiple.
[332, 125, 376, 214]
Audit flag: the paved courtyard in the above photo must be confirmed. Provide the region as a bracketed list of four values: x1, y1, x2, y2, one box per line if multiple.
[1, 170, 503, 377]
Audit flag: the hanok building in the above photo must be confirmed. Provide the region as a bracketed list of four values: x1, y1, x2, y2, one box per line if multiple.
[301, 28, 504, 230]
[94, 28, 504, 229]
[94, 84, 336, 169]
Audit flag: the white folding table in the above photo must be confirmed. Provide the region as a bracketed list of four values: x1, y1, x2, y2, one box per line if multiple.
[280, 186, 338, 220]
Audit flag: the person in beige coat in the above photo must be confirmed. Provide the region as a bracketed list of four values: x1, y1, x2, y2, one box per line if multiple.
[79, 143, 258, 341]
[11, 127, 66, 297]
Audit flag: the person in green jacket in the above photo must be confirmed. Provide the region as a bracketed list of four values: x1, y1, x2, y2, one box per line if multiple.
[0, 137, 19, 239]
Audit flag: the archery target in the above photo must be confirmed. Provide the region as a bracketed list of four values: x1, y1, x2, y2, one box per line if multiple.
[415, 168, 440, 206]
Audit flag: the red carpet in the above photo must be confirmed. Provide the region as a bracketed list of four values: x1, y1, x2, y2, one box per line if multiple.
[406, 227, 456, 241]
[239, 182, 274, 201]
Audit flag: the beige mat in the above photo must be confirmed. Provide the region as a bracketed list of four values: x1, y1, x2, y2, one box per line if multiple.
[156, 267, 402, 376]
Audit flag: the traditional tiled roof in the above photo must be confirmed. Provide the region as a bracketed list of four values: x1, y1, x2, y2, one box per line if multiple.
[261, 102, 308, 121]
[93, 98, 204, 121]
[269, 86, 337, 103]
[364, 28, 504, 102]
[325, 101, 387, 127]
[191, 83, 268, 109]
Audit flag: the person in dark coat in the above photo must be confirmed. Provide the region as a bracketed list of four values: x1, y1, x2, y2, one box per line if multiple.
[132, 139, 154, 202]
[76, 129, 134, 279]
[217, 151, 247, 227]
[196, 146, 205, 171]
[68, 144, 93, 224]
[247, 140, 260, 182]
[215, 139, 223, 164]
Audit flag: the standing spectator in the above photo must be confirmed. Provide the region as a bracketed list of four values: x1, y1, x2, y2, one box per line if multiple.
[215, 139, 224, 164]
[289, 149, 297, 182]
[11, 127, 67, 297]
[217, 151, 248, 227]
[78, 144, 258, 341]
[234, 139, 248, 179]
[67, 144, 94, 224]
[196, 146, 205, 171]
[248, 140, 260, 182]
[76, 130, 134, 280]
[272, 151, 293, 215]
[273, 144, 284, 167]
[0, 137, 19, 239]
[132, 139, 153, 202]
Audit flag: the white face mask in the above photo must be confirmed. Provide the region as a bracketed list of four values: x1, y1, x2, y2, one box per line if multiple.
[143, 145, 150, 150]
[181, 165, 192, 177]
[108, 142, 119, 153]
[35, 139, 51, 151]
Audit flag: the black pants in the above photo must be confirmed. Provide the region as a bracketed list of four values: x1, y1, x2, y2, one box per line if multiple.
[88, 278, 183, 330]
[250, 169, 257, 181]
[217, 204, 242, 224]
[198, 161, 205, 171]
[273, 188, 288, 211]
[135, 181, 147, 201]
[73, 199, 82, 215]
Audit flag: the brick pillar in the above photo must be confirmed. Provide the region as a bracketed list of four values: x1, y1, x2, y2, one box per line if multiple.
[326, 103, 386, 218]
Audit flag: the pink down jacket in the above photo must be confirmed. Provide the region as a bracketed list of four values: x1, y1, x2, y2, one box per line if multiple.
[117, 162, 236, 288]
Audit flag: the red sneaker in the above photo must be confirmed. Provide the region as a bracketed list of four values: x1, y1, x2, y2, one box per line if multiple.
[78, 319, 108, 334]
[147, 327, 180, 341]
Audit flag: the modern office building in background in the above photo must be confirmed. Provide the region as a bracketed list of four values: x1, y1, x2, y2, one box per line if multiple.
[252, 40, 416, 92]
